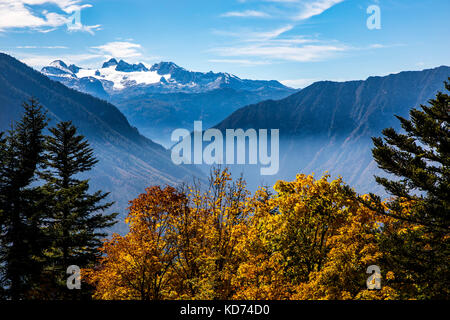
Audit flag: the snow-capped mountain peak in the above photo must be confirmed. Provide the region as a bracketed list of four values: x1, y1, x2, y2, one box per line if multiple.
[43, 60, 81, 76]
[49, 59, 69, 70]
[76, 64, 169, 90]
[102, 58, 119, 68]
[150, 61, 185, 74]
[41, 58, 292, 96]
[115, 60, 149, 72]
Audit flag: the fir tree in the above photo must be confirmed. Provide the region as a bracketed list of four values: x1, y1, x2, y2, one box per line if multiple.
[42, 121, 117, 299]
[369, 80, 450, 299]
[371, 80, 449, 230]
[0, 98, 48, 300]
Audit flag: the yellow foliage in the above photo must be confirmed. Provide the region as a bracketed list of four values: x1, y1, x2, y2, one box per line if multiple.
[85, 170, 407, 300]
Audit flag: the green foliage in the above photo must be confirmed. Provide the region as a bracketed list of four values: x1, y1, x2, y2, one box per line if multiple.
[370, 80, 450, 299]
[41, 121, 117, 299]
[0, 98, 48, 300]
[0, 100, 117, 300]
[372, 80, 449, 229]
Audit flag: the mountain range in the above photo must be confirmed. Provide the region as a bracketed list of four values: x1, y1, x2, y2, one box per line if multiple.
[2, 52, 449, 231]
[41, 59, 296, 146]
[214, 66, 450, 195]
[42, 58, 293, 95]
[0, 53, 204, 233]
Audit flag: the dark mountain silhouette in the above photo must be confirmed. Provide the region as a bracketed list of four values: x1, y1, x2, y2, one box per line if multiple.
[214, 66, 450, 195]
[111, 87, 295, 146]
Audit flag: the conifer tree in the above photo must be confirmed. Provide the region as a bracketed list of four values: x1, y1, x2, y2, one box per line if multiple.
[42, 121, 117, 298]
[0, 98, 48, 300]
[371, 80, 449, 230]
[370, 80, 450, 298]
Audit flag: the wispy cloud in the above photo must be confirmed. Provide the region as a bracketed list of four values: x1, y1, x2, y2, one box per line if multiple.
[211, 25, 347, 63]
[221, 10, 271, 18]
[231, 0, 345, 21]
[0, 0, 99, 34]
[12, 40, 161, 70]
[249, 25, 295, 40]
[212, 43, 347, 62]
[16, 45, 68, 49]
[295, 0, 345, 20]
[91, 42, 143, 59]
[280, 78, 319, 88]
[212, 25, 295, 42]
[281, 76, 355, 89]
[208, 59, 270, 66]
[16, 52, 102, 69]
[211, 1, 348, 64]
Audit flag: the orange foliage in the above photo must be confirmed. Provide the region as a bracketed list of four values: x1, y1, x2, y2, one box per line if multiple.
[85, 170, 403, 300]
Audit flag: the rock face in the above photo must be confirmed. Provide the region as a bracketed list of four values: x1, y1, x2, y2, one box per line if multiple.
[0, 53, 204, 233]
[214, 66, 450, 195]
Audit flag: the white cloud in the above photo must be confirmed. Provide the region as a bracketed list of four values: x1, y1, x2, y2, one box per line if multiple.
[12, 40, 160, 70]
[221, 10, 271, 18]
[263, 0, 300, 2]
[212, 43, 346, 62]
[251, 25, 294, 40]
[211, 25, 347, 63]
[280, 78, 319, 88]
[210, 1, 347, 63]
[212, 25, 295, 42]
[0, 0, 99, 33]
[208, 59, 270, 66]
[281, 76, 356, 88]
[16, 52, 102, 69]
[233, 0, 345, 20]
[16, 45, 68, 49]
[295, 0, 345, 20]
[91, 42, 143, 59]
[67, 23, 101, 35]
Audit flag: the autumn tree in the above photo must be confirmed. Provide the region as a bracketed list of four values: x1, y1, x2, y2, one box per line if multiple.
[293, 195, 398, 300]
[233, 174, 398, 300]
[231, 187, 289, 299]
[272, 174, 353, 284]
[87, 170, 426, 300]
[85, 169, 252, 300]
[85, 186, 188, 300]
[173, 169, 251, 300]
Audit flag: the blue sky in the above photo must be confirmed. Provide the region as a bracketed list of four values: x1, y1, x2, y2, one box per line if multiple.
[1, 0, 449, 88]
